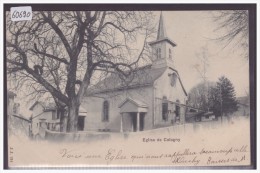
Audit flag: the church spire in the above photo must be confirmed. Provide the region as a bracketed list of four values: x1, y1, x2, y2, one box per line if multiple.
[149, 11, 177, 69]
[157, 11, 167, 40]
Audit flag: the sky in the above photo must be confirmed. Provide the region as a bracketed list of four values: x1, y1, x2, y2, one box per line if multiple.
[158, 11, 249, 97]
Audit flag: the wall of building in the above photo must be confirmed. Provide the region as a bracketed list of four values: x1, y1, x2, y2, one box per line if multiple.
[151, 42, 166, 61]
[8, 98, 14, 116]
[82, 86, 154, 132]
[121, 112, 134, 132]
[10, 115, 31, 137]
[233, 104, 250, 117]
[151, 42, 175, 69]
[31, 104, 54, 135]
[153, 68, 187, 127]
[165, 42, 175, 65]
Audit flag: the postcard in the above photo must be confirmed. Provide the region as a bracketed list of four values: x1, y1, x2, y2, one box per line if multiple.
[4, 4, 256, 169]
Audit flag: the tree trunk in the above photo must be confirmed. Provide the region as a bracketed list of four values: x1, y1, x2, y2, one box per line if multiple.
[59, 108, 66, 132]
[66, 100, 79, 132]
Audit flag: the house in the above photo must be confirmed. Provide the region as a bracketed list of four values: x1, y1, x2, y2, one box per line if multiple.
[7, 90, 31, 137]
[7, 91, 16, 118]
[29, 101, 59, 136]
[235, 96, 250, 117]
[11, 113, 31, 137]
[186, 110, 216, 123]
[82, 12, 188, 132]
[29, 101, 87, 136]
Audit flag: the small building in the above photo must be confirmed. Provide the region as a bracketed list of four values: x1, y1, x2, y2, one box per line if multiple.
[29, 101, 59, 136]
[7, 90, 16, 120]
[11, 114, 31, 137]
[185, 109, 216, 123]
[29, 101, 87, 135]
[198, 112, 216, 122]
[7, 90, 31, 137]
[236, 96, 250, 117]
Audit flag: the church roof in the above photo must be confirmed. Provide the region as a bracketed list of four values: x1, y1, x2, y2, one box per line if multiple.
[157, 11, 167, 40]
[149, 12, 177, 47]
[29, 101, 56, 111]
[149, 38, 177, 47]
[86, 12, 186, 96]
[169, 67, 188, 96]
[118, 97, 148, 108]
[87, 65, 167, 95]
[87, 65, 188, 96]
[12, 114, 31, 122]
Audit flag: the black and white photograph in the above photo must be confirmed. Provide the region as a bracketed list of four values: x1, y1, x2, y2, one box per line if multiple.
[3, 4, 256, 169]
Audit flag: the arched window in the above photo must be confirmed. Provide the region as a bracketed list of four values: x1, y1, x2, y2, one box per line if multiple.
[169, 49, 172, 59]
[102, 100, 109, 122]
[175, 99, 180, 122]
[170, 73, 178, 87]
[157, 48, 161, 59]
[162, 96, 168, 121]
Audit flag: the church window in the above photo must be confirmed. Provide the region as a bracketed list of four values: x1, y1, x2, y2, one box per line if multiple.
[157, 48, 161, 59]
[175, 99, 180, 122]
[102, 100, 109, 122]
[170, 73, 177, 87]
[162, 96, 168, 121]
[169, 49, 172, 59]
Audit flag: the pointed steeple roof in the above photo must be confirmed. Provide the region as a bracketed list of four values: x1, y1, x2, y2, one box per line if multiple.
[149, 11, 177, 47]
[157, 12, 167, 40]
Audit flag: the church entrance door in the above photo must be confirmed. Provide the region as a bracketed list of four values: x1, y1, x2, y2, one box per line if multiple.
[130, 112, 145, 132]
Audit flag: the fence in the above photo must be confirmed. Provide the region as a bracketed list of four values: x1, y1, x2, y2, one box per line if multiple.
[126, 119, 222, 138]
[38, 119, 222, 142]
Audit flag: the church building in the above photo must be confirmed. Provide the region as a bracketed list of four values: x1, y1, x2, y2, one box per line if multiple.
[82, 12, 188, 132]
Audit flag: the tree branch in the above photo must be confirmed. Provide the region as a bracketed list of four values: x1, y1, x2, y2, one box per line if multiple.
[101, 22, 142, 34]
[40, 12, 73, 58]
[32, 43, 69, 65]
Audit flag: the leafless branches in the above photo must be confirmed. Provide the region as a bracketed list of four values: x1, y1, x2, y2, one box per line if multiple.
[212, 10, 249, 59]
[6, 11, 156, 131]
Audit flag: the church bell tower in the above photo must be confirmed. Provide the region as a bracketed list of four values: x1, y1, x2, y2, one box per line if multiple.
[149, 12, 177, 69]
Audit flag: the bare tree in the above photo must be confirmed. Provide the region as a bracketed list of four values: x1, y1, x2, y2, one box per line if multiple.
[7, 31, 70, 132]
[188, 81, 215, 111]
[192, 47, 210, 110]
[212, 10, 249, 59]
[6, 11, 155, 132]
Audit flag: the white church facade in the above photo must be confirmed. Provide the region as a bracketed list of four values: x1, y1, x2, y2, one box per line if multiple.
[81, 13, 188, 132]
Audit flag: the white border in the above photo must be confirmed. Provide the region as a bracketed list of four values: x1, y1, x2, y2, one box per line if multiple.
[0, 1, 258, 173]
